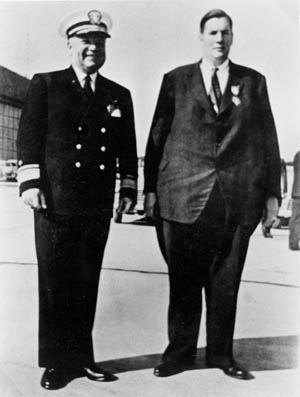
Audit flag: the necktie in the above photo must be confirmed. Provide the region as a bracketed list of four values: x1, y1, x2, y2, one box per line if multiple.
[83, 74, 93, 98]
[210, 68, 222, 111]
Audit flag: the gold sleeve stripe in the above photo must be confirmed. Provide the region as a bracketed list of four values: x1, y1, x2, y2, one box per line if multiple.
[17, 164, 40, 186]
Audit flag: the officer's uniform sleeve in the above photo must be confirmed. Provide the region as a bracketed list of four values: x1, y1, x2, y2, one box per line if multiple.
[17, 74, 47, 195]
[117, 89, 138, 203]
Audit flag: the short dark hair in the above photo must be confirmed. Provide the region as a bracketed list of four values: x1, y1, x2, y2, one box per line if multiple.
[200, 9, 233, 33]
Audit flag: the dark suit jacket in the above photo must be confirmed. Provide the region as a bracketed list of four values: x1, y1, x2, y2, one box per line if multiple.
[144, 61, 281, 225]
[17, 67, 137, 218]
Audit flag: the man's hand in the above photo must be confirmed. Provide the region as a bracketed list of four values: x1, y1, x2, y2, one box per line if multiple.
[263, 196, 279, 227]
[116, 197, 134, 214]
[262, 196, 279, 238]
[144, 192, 158, 220]
[21, 188, 47, 211]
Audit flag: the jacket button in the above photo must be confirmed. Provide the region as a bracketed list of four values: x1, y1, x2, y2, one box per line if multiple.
[78, 126, 83, 132]
[76, 144, 82, 150]
[99, 164, 105, 170]
[75, 162, 81, 168]
[100, 146, 106, 152]
[100, 127, 106, 133]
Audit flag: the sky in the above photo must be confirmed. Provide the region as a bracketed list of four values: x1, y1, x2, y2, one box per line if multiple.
[0, 0, 299, 158]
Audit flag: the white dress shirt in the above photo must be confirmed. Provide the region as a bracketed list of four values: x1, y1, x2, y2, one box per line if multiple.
[72, 65, 98, 92]
[200, 58, 229, 96]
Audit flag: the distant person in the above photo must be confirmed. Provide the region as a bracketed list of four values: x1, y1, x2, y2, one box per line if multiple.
[17, 8, 137, 390]
[289, 151, 300, 250]
[262, 159, 286, 238]
[144, 9, 281, 380]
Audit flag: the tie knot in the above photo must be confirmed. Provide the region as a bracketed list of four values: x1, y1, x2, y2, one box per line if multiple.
[85, 74, 91, 82]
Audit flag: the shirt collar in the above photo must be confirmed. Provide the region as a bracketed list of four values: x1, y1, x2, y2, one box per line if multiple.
[71, 65, 98, 86]
[201, 58, 229, 73]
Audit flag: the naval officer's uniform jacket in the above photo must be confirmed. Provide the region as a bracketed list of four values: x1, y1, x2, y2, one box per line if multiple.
[17, 66, 138, 217]
[17, 66, 138, 368]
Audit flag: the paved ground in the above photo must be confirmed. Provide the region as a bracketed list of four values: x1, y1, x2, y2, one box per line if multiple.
[0, 183, 299, 396]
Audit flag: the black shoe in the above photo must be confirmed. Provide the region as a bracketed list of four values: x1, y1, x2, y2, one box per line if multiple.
[154, 361, 184, 377]
[221, 362, 254, 380]
[180, 354, 197, 366]
[206, 356, 254, 381]
[83, 364, 117, 382]
[40, 368, 74, 390]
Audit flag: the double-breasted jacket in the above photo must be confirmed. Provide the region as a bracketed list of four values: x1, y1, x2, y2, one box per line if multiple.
[17, 67, 138, 218]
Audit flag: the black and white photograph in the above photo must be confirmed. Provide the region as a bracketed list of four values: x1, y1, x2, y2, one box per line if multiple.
[0, 0, 299, 396]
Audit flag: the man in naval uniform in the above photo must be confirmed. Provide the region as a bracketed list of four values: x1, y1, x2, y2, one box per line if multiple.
[144, 9, 281, 380]
[17, 8, 138, 390]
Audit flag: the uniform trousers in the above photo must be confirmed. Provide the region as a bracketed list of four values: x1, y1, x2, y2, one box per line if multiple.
[34, 211, 111, 369]
[157, 183, 258, 366]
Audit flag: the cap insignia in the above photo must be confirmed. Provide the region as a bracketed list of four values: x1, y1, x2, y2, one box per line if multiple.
[88, 10, 102, 25]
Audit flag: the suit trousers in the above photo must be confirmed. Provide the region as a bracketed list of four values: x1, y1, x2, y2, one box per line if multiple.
[158, 183, 258, 365]
[34, 211, 111, 368]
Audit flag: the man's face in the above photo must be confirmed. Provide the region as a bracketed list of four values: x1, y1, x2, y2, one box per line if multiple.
[67, 35, 106, 74]
[200, 17, 233, 65]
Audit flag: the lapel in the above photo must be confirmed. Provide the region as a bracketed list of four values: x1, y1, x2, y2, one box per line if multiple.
[62, 67, 89, 116]
[190, 60, 244, 117]
[64, 66, 84, 97]
[219, 61, 243, 115]
[63, 67, 113, 118]
[93, 73, 114, 109]
[189, 61, 215, 116]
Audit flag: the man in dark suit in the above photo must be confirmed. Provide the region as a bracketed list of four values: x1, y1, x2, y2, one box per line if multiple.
[17, 8, 137, 390]
[144, 9, 281, 380]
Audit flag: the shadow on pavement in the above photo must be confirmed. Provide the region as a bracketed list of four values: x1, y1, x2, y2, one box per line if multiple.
[97, 335, 299, 374]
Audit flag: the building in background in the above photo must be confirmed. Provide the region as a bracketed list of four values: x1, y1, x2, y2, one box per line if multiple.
[0, 65, 30, 160]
